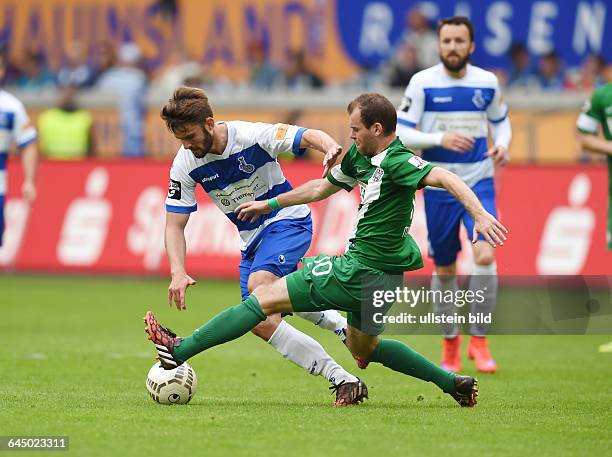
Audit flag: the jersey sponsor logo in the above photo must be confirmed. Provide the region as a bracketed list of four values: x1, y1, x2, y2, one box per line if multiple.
[398, 96, 412, 112]
[220, 198, 231, 206]
[408, 156, 428, 170]
[472, 89, 486, 109]
[274, 124, 289, 140]
[432, 96, 452, 103]
[167, 179, 181, 199]
[238, 156, 255, 174]
[201, 173, 219, 183]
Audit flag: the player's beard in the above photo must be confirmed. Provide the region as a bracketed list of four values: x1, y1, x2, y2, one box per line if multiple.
[441, 52, 470, 73]
[191, 130, 214, 158]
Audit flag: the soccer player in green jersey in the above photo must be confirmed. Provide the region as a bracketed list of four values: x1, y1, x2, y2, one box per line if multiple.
[576, 77, 612, 251]
[575, 71, 612, 353]
[144, 93, 508, 407]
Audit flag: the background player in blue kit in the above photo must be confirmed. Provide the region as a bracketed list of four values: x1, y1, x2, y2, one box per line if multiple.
[396, 17, 512, 373]
[0, 52, 39, 246]
[158, 87, 362, 405]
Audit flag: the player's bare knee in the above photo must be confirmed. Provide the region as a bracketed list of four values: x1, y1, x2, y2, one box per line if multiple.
[435, 264, 456, 276]
[346, 327, 379, 360]
[350, 338, 379, 361]
[473, 250, 496, 266]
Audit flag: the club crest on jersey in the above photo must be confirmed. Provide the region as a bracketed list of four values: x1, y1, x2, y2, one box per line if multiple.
[472, 89, 485, 109]
[371, 167, 384, 183]
[168, 179, 181, 199]
[238, 156, 255, 174]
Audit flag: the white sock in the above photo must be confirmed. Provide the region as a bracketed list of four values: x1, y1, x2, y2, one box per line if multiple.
[431, 273, 460, 337]
[295, 311, 347, 333]
[469, 262, 498, 336]
[268, 320, 357, 384]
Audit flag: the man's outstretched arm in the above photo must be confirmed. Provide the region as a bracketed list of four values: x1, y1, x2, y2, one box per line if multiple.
[576, 132, 612, 156]
[165, 211, 196, 310]
[299, 129, 343, 177]
[421, 167, 508, 247]
[235, 178, 341, 223]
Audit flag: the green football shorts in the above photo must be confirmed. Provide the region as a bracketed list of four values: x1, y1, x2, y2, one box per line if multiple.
[286, 252, 401, 334]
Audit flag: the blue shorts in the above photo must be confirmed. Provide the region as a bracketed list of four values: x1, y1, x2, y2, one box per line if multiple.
[239, 216, 313, 300]
[424, 177, 497, 266]
[0, 195, 4, 247]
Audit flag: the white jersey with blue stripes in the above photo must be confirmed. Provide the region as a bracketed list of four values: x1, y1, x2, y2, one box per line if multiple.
[165, 120, 311, 251]
[0, 90, 38, 195]
[397, 63, 508, 188]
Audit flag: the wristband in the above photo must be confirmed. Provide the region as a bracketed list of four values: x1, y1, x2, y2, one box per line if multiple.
[267, 197, 281, 210]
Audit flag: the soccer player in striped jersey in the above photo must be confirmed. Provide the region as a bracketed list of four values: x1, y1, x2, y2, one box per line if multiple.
[145, 92, 509, 407]
[0, 52, 38, 246]
[156, 87, 362, 405]
[396, 17, 511, 373]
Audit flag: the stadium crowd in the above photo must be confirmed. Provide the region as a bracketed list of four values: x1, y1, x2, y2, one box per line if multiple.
[0, 5, 608, 159]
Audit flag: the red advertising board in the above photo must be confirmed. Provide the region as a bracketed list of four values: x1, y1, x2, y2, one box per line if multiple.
[1, 159, 609, 277]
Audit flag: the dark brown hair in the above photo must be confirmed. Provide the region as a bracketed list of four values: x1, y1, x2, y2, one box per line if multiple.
[437, 16, 475, 42]
[347, 93, 397, 135]
[160, 86, 213, 134]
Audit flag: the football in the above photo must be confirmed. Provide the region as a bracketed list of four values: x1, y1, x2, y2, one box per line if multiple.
[145, 362, 198, 405]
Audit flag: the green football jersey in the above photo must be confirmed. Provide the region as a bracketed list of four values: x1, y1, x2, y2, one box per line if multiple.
[576, 82, 612, 249]
[326, 137, 434, 272]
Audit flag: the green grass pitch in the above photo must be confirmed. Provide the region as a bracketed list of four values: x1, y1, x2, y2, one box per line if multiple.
[1, 275, 611, 456]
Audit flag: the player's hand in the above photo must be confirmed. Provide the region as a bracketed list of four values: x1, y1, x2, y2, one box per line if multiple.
[21, 180, 36, 203]
[472, 211, 508, 248]
[168, 272, 196, 310]
[322, 144, 342, 177]
[441, 133, 474, 153]
[235, 200, 272, 223]
[486, 145, 510, 167]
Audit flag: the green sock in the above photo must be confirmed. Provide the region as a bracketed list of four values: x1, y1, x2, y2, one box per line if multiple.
[369, 339, 456, 393]
[174, 295, 266, 361]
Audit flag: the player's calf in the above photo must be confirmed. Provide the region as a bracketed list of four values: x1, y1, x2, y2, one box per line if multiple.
[250, 313, 282, 340]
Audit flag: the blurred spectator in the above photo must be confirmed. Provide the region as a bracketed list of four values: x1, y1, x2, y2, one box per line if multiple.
[384, 43, 420, 88]
[154, 0, 179, 22]
[90, 42, 117, 85]
[506, 43, 538, 89]
[96, 42, 148, 157]
[14, 48, 55, 91]
[565, 54, 607, 91]
[0, 48, 21, 85]
[38, 86, 94, 159]
[401, 7, 438, 70]
[248, 39, 281, 89]
[151, 47, 209, 95]
[536, 51, 564, 90]
[57, 41, 95, 88]
[280, 49, 324, 90]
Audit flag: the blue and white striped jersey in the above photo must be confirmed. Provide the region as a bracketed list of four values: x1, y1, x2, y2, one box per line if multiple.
[397, 63, 508, 188]
[0, 90, 38, 196]
[165, 121, 311, 251]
